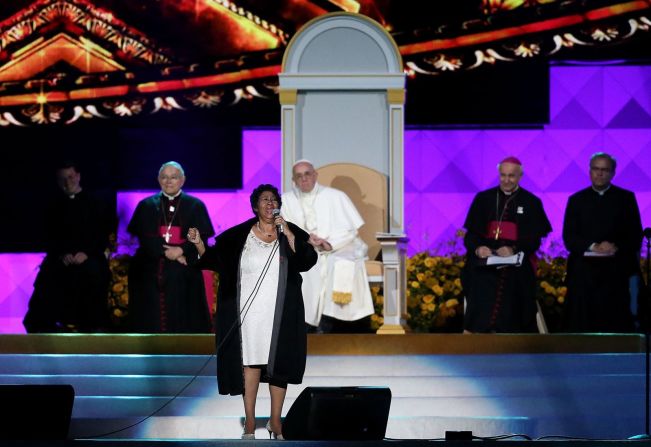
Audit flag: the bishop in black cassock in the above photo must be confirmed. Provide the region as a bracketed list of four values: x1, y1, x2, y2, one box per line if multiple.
[462, 157, 551, 333]
[562, 153, 642, 333]
[127, 162, 214, 333]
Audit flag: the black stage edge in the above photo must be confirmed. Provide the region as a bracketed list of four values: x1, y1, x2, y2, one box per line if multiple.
[3, 440, 651, 446]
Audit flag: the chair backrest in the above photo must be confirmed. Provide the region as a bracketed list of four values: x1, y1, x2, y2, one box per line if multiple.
[316, 163, 388, 261]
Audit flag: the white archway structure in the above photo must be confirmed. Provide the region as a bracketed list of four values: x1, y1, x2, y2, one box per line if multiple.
[279, 13, 408, 333]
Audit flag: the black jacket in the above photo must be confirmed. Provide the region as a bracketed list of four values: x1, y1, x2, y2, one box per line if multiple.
[198, 217, 317, 395]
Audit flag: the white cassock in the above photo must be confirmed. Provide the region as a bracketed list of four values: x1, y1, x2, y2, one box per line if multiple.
[282, 183, 374, 326]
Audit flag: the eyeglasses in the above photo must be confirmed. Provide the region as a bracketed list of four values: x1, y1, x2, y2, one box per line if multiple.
[294, 171, 314, 180]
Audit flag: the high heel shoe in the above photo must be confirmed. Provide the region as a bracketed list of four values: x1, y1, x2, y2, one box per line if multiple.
[266, 420, 284, 440]
[241, 419, 255, 439]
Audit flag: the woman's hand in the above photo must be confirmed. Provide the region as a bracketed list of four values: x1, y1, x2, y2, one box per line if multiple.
[274, 215, 293, 238]
[187, 227, 206, 256]
[187, 227, 202, 245]
[275, 216, 296, 251]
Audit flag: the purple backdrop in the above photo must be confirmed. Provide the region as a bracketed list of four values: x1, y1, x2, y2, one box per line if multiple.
[2, 64, 650, 333]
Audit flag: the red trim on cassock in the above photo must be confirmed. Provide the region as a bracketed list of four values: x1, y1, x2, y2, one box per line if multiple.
[158, 225, 186, 244]
[486, 221, 518, 242]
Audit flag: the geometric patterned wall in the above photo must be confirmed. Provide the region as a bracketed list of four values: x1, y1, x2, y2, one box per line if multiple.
[1, 65, 650, 333]
[406, 65, 651, 254]
[0, 254, 45, 335]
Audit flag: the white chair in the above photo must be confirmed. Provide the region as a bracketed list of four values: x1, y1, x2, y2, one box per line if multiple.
[316, 163, 387, 283]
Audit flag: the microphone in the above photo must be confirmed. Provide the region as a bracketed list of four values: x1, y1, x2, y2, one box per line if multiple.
[272, 208, 283, 235]
[644, 227, 651, 239]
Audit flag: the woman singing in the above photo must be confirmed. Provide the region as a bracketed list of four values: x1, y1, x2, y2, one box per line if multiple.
[187, 184, 317, 439]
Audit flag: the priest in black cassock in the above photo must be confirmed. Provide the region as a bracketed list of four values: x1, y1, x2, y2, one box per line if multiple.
[127, 161, 214, 333]
[462, 156, 552, 333]
[23, 161, 115, 333]
[562, 152, 642, 333]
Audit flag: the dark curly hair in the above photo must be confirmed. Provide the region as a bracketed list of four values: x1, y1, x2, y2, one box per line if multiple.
[250, 184, 282, 216]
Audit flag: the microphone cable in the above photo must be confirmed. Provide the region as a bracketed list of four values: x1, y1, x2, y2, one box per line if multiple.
[81, 236, 281, 439]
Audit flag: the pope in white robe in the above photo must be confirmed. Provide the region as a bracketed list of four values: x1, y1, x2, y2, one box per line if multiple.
[281, 160, 374, 327]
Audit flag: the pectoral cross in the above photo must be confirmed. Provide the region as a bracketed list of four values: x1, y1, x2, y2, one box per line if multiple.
[494, 226, 502, 240]
[164, 231, 171, 243]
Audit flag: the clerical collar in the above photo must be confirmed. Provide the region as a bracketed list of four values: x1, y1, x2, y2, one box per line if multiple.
[592, 184, 611, 196]
[162, 190, 182, 200]
[499, 185, 519, 196]
[66, 188, 82, 199]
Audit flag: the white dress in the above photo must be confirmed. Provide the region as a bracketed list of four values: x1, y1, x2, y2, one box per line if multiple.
[239, 230, 279, 366]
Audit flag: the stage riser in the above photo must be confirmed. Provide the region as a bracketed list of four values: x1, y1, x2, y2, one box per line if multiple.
[0, 374, 643, 398]
[0, 352, 647, 440]
[0, 353, 644, 374]
[54, 394, 644, 418]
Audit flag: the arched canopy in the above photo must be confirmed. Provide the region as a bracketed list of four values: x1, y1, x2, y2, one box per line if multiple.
[282, 13, 403, 75]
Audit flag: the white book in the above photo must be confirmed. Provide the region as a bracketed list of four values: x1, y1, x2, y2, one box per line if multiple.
[583, 251, 614, 257]
[485, 251, 525, 267]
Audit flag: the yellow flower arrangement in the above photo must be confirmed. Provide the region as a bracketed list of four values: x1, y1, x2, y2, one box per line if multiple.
[535, 242, 568, 332]
[107, 254, 130, 327]
[370, 252, 465, 332]
[407, 252, 464, 332]
[369, 285, 384, 331]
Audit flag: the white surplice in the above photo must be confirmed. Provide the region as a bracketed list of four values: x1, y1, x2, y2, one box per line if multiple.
[281, 183, 374, 326]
